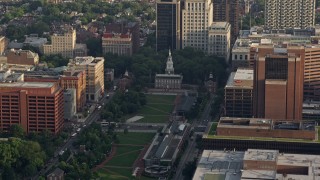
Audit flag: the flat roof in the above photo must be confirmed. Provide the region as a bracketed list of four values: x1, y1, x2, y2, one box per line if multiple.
[244, 149, 278, 162]
[0, 82, 54, 88]
[194, 149, 320, 180]
[226, 69, 253, 88]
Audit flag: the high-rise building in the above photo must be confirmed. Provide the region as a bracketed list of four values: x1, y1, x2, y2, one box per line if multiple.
[225, 68, 253, 118]
[304, 46, 320, 101]
[265, 0, 315, 30]
[212, 0, 239, 43]
[0, 82, 64, 134]
[156, 0, 181, 51]
[253, 45, 304, 121]
[208, 21, 231, 61]
[61, 70, 86, 112]
[67, 57, 104, 102]
[42, 26, 76, 58]
[182, 0, 213, 52]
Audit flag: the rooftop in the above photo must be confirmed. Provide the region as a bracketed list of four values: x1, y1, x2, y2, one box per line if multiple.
[193, 149, 320, 180]
[70, 56, 104, 66]
[0, 82, 54, 88]
[225, 68, 253, 88]
[209, 22, 230, 31]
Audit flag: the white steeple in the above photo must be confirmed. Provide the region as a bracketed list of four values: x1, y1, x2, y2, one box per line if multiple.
[165, 49, 174, 74]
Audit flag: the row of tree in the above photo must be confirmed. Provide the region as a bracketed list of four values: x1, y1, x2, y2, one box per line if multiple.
[100, 90, 146, 122]
[104, 46, 228, 88]
[59, 122, 114, 179]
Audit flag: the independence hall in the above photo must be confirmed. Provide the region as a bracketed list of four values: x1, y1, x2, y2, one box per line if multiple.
[0, 82, 64, 134]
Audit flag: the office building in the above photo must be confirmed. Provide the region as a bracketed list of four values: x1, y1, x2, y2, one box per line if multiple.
[304, 45, 320, 101]
[104, 22, 140, 54]
[6, 49, 39, 65]
[225, 68, 253, 118]
[253, 45, 304, 121]
[193, 149, 320, 180]
[182, 0, 213, 52]
[42, 26, 76, 58]
[156, 0, 181, 51]
[155, 50, 183, 89]
[63, 89, 76, 120]
[68, 57, 104, 102]
[0, 36, 8, 55]
[265, 0, 315, 29]
[61, 70, 86, 112]
[0, 82, 64, 134]
[212, 0, 239, 43]
[208, 21, 231, 61]
[102, 33, 132, 56]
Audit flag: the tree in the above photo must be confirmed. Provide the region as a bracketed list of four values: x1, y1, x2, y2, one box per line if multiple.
[9, 124, 25, 138]
[182, 158, 197, 180]
[86, 38, 102, 56]
[124, 127, 128, 134]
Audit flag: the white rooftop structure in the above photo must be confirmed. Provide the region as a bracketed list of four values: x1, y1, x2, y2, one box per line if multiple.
[226, 68, 253, 88]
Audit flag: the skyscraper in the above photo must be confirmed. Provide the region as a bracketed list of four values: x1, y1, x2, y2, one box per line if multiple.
[156, 0, 181, 51]
[253, 45, 304, 121]
[265, 0, 315, 30]
[182, 0, 213, 52]
[212, 0, 239, 43]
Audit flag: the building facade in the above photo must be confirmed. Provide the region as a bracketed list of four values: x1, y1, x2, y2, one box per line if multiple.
[68, 57, 104, 102]
[182, 0, 213, 52]
[155, 50, 183, 89]
[156, 0, 181, 51]
[61, 70, 86, 112]
[102, 33, 132, 56]
[63, 89, 76, 120]
[0, 82, 64, 134]
[212, 0, 239, 43]
[6, 49, 39, 65]
[253, 45, 304, 121]
[42, 27, 76, 58]
[207, 21, 231, 61]
[265, 0, 315, 29]
[225, 68, 253, 118]
[0, 36, 8, 55]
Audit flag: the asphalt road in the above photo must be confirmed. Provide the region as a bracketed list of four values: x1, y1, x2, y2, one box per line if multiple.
[33, 93, 114, 179]
[173, 96, 214, 180]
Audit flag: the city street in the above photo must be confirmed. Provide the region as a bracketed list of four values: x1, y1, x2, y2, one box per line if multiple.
[33, 93, 114, 179]
[173, 96, 214, 180]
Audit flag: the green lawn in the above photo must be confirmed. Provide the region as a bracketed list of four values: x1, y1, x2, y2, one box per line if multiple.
[97, 168, 132, 180]
[105, 147, 142, 167]
[208, 122, 218, 135]
[117, 132, 155, 145]
[134, 95, 176, 123]
[99, 132, 156, 179]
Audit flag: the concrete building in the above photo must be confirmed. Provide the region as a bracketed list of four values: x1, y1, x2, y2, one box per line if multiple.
[68, 56, 104, 102]
[102, 33, 132, 56]
[42, 26, 76, 58]
[225, 68, 253, 118]
[216, 117, 316, 140]
[182, 0, 213, 52]
[0, 36, 8, 55]
[74, 44, 87, 57]
[253, 45, 304, 121]
[231, 38, 251, 71]
[63, 89, 76, 120]
[193, 149, 320, 180]
[208, 21, 231, 61]
[102, 22, 139, 55]
[61, 70, 86, 112]
[6, 49, 39, 65]
[212, 0, 239, 43]
[143, 121, 189, 178]
[155, 50, 183, 89]
[0, 82, 64, 134]
[47, 168, 64, 180]
[156, 0, 181, 51]
[23, 34, 47, 48]
[265, 0, 315, 30]
[302, 100, 320, 120]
